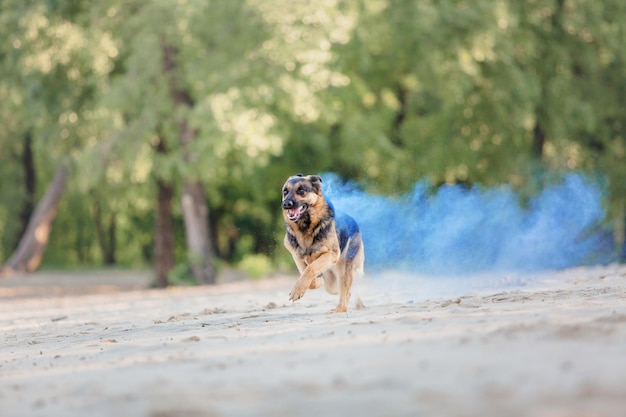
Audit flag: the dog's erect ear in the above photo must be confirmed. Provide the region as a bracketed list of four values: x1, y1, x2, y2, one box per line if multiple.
[309, 175, 323, 194]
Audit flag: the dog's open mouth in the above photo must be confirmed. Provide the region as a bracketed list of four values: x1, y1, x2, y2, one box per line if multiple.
[286, 204, 307, 221]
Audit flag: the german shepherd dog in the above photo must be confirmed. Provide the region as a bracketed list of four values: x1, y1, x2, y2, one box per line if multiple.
[281, 174, 364, 312]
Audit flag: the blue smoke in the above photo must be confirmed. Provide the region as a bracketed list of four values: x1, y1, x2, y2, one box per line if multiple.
[322, 173, 613, 275]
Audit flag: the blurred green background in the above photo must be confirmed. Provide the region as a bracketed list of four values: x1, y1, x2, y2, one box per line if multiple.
[1, 0, 624, 284]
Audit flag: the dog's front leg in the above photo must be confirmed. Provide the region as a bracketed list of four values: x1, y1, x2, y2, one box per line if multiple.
[289, 249, 338, 302]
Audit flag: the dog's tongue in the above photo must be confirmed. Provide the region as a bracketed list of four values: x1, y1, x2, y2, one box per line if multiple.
[288, 208, 299, 218]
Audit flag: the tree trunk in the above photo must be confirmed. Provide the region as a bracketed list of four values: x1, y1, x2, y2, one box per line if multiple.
[15, 132, 37, 249]
[390, 84, 408, 147]
[106, 215, 116, 264]
[531, 122, 546, 159]
[154, 178, 175, 288]
[152, 135, 176, 287]
[176, 116, 217, 284]
[93, 199, 116, 265]
[162, 41, 216, 285]
[530, 0, 566, 162]
[1, 163, 69, 275]
[181, 181, 216, 284]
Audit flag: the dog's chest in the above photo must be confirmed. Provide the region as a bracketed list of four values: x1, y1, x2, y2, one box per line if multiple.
[285, 219, 338, 258]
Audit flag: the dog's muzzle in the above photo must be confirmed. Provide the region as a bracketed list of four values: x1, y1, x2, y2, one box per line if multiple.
[283, 200, 307, 221]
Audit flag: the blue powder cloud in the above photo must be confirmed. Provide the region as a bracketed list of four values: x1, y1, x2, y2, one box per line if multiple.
[322, 173, 613, 275]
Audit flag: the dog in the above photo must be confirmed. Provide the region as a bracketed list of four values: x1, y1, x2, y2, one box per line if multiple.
[281, 174, 364, 312]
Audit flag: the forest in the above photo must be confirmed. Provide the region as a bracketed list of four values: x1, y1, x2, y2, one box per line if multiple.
[0, 0, 625, 286]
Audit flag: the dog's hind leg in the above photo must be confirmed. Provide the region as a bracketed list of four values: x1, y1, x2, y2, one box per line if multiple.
[334, 236, 364, 312]
[322, 269, 339, 295]
[334, 266, 353, 313]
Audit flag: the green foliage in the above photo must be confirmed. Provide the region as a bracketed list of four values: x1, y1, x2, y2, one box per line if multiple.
[1, 0, 626, 272]
[238, 254, 273, 280]
[167, 262, 197, 287]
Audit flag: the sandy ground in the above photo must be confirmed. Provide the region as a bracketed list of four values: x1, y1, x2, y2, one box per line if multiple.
[1, 265, 626, 417]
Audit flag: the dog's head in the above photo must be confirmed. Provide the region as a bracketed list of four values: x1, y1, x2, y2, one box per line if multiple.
[281, 174, 323, 222]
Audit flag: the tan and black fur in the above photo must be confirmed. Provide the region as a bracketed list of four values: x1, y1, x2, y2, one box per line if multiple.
[281, 174, 364, 312]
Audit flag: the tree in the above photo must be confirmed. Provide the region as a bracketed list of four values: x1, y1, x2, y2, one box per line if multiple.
[0, 0, 117, 268]
[88, 1, 275, 284]
[161, 42, 216, 284]
[1, 0, 625, 274]
[1, 164, 69, 274]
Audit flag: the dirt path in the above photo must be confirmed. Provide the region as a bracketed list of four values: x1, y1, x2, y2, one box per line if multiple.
[1, 266, 626, 417]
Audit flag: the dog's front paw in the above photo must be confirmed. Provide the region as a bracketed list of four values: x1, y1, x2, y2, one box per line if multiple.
[289, 281, 308, 302]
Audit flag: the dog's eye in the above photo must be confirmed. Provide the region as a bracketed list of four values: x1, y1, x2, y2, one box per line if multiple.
[282, 188, 288, 196]
[296, 187, 306, 196]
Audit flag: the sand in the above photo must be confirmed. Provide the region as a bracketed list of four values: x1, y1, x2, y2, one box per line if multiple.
[1, 265, 626, 417]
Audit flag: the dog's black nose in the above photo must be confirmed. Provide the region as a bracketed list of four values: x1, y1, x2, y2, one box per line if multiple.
[282, 200, 294, 210]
